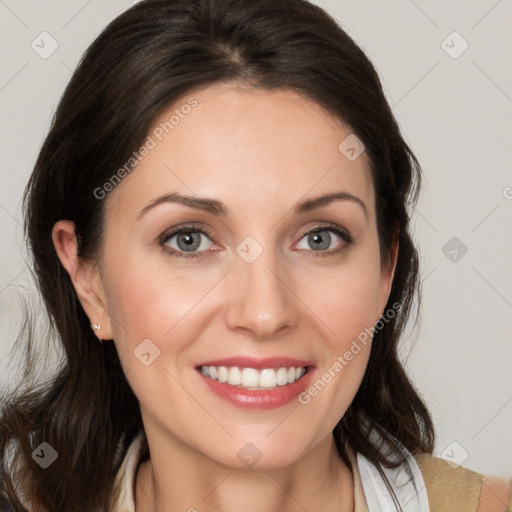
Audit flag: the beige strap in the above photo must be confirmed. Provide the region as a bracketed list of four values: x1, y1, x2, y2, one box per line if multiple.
[415, 453, 485, 510]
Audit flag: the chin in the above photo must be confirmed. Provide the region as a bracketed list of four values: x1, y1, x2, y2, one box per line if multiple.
[203, 433, 314, 471]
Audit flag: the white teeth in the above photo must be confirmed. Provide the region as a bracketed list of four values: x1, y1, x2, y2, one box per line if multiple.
[241, 368, 259, 387]
[228, 367, 242, 385]
[259, 369, 276, 388]
[217, 366, 228, 383]
[200, 365, 308, 390]
[276, 367, 289, 386]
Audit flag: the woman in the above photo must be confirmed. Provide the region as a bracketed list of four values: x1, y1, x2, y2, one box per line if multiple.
[0, 0, 510, 510]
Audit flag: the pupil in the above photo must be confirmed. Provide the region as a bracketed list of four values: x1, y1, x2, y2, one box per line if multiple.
[309, 231, 330, 250]
[178, 232, 200, 251]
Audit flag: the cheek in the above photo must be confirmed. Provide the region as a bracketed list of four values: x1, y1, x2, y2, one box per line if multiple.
[104, 249, 219, 337]
[295, 278, 377, 431]
[302, 255, 384, 343]
[101, 252, 223, 384]
[295, 255, 383, 409]
[101, 260, 216, 413]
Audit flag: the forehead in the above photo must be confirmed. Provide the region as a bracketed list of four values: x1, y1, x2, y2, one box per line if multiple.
[105, 84, 375, 223]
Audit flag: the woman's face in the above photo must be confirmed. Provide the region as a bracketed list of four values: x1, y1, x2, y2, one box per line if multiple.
[91, 84, 396, 468]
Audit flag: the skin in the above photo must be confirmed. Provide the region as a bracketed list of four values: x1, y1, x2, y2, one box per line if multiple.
[53, 83, 400, 512]
[478, 477, 511, 511]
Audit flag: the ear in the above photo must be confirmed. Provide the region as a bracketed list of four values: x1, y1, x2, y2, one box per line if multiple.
[51, 220, 113, 340]
[376, 225, 400, 321]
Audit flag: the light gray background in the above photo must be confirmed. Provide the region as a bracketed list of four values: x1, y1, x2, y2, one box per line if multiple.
[1, 0, 511, 478]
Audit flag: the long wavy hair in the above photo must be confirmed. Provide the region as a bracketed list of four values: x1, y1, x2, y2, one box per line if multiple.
[0, 0, 434, 510]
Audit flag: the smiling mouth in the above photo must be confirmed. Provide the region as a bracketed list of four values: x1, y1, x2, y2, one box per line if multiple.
[198, 365, 309, 391]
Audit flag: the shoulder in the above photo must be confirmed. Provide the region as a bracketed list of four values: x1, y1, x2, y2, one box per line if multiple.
[478, 476, 512, 512]
[413, 452, 511, 512]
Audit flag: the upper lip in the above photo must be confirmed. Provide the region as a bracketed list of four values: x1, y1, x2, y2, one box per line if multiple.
[196, 356, 315, 370]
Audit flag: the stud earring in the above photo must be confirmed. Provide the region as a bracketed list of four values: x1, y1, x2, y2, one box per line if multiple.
[91, 324, 103, 343]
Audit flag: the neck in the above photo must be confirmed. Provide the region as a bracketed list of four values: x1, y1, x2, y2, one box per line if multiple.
[135, 434, 354, 512]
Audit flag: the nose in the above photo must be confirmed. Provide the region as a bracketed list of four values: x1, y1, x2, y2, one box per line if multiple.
[224, 247, 299, 341]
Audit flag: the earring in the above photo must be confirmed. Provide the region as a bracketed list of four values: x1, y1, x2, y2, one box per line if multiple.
[91, 324, 103, 343]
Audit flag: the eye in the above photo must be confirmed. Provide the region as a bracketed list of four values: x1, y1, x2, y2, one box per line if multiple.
[159, 226, 215, 258]
[294, 225, 352, 256]
[158, 223, 353, 260]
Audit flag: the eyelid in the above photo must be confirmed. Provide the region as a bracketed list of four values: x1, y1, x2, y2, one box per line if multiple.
[295, 221, 351, 241]
[159, 222, 217, 242]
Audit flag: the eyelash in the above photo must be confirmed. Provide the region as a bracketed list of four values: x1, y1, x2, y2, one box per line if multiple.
[158, 223, 353, 260]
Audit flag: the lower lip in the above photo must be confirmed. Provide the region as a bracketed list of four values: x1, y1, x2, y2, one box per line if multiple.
[197, 368, 315, 409]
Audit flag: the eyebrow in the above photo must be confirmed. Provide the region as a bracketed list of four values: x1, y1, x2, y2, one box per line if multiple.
[137, 191, 368, 220]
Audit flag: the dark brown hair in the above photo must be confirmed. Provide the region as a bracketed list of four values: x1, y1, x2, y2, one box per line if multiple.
[0, 0, 434, 509]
